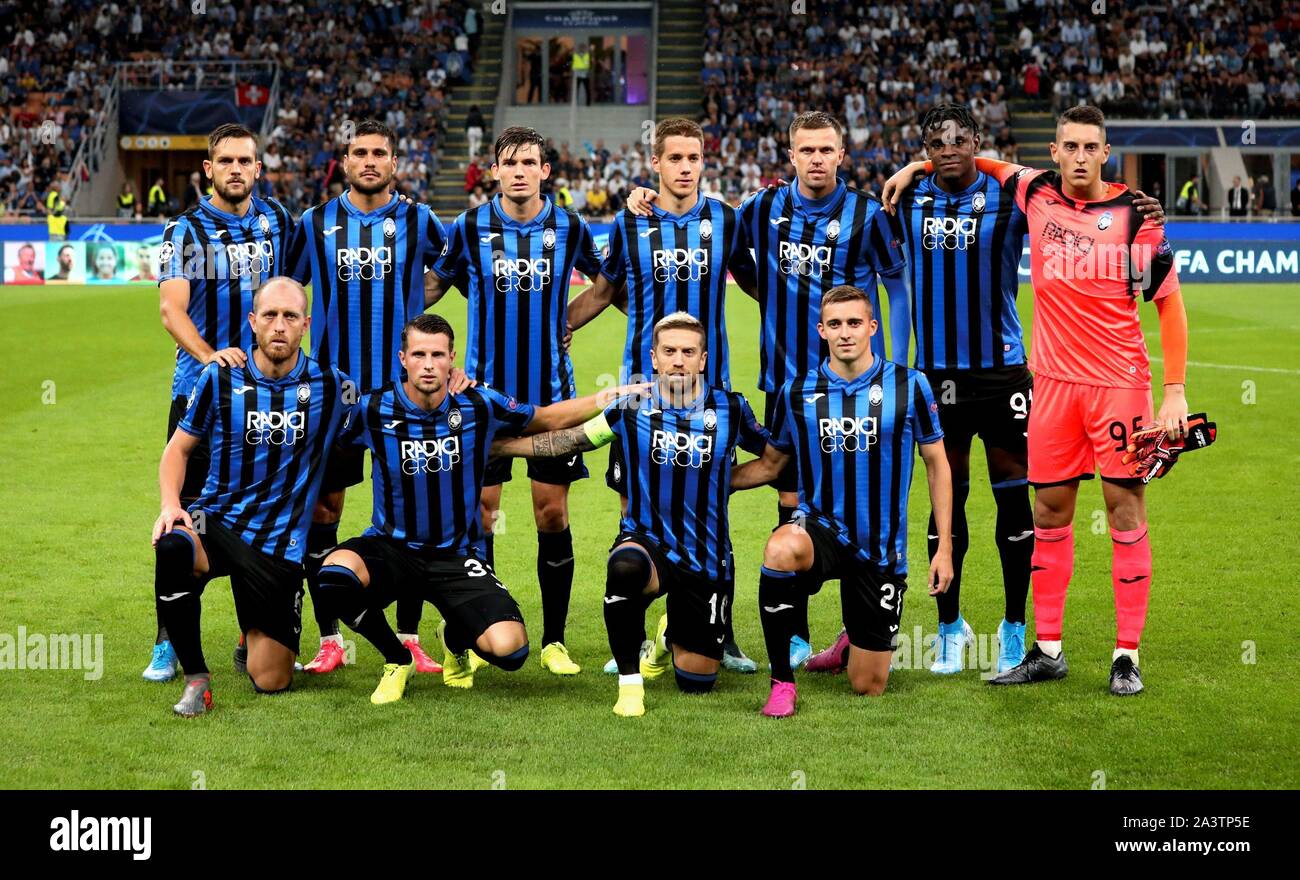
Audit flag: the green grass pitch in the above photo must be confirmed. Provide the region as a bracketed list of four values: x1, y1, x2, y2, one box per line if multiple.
[1, 281, 1296, 789]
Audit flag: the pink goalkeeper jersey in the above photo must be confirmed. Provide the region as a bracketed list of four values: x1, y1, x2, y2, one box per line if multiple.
[991, 165, 1180, 389]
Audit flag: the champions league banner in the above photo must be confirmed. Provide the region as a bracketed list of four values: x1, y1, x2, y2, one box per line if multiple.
[1, 221, 1295, 285]
[1009, 221, 1300, 284]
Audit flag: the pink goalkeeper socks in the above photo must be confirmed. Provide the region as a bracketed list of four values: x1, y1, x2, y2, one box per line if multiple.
[1111, 526, 1153, 650]
[1030, 524, 1074, 642]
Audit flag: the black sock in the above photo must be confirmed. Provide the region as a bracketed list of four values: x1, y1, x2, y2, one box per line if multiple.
[483, 533, 495, 570]
[305, 522, 340, 638]
[158, 494, 199, 645]
[318, 565, 410, 665]
[722, 592, 737, 646]
[931, 481, 970, 625]
[537, 527, 575, 646]
[993, 481, 1033, 625]
[154, 532, 207, 674]
[775, 504, 811, 642]
[605, 547, 653, 675]
[442, 618, 476, 657]
[759, 566, 800, 683]
[395, 594, 424, 637]
[790, 594, 811, 643]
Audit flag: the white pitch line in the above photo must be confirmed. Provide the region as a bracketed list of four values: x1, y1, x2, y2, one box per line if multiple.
[1151, 356, 1300, 376]
[1190, 326, 1300, 332]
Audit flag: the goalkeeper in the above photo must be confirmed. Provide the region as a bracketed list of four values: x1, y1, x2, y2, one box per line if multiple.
[885, 106, 1191, 696]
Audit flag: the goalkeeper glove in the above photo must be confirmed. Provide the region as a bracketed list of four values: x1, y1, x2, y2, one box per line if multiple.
[1121, 412, 1217, 483]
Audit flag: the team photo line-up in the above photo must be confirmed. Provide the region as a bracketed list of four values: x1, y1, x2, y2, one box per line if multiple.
[147, 100, 1209, 719]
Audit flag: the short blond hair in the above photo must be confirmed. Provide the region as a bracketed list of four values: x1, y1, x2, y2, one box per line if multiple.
[819, 285, 874, 320]
[789, 111, 844, 146]
[652, 311, 707, 351]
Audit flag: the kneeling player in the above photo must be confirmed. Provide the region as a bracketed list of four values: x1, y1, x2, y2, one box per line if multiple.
[314, 313, 648, 703]
[149, 278, 351, 716]
[495, 313, 770, 716]
[732, 286, 954, 716]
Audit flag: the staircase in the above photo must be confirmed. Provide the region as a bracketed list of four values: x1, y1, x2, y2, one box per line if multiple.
[1008, 100, 1054, 166]
[430, 15, 505, 219]
[991, 5, 1052, 166]
[654, 0, 704, 122]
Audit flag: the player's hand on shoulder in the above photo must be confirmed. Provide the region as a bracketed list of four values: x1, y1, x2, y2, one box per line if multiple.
[448, 367, 476, 394]
[152, 505, 194, 545]
[626, 186, 658, 216]
[881, 161, 927, 214]
[206, 347, 247, 368]
[598, 381, 653, 409]
[746, 178, 787, 200]
[1132, 190, 1165, 226]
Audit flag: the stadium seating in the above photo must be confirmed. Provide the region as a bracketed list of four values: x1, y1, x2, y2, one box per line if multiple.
[1, 0, 483, 217]
[2, 0, 1296, 217]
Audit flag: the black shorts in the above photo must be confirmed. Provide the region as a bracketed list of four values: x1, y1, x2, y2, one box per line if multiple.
[798, 517, 907, 652]
[484, 449, 587, 487]
[322, 444, 366, 494]
[924, 366, 1032, 453]
[168, 395, 211, 503]
[337, 535, 524, 640]
[195, 518, 305, 654]
[605, 442, 625, 493]
[764, 392, 799, 494]
[612, 532, 731, 661]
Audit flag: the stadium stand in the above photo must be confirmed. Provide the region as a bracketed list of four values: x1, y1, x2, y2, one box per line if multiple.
[1, 0, 1296, 218]
[1, 0, 485, 217]
[696, 0, 1020, 201]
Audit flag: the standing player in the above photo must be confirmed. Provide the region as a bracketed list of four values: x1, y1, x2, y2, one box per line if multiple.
[886, 105, 1188, 694]
[874, 103, 1035, 676]
[627, 111, 910, 671]
[732, 286, 954, 717]
[425, 126, 603, 676]
[285, 119, 447, 675]
[859, 104, 1168, 677]
[496, 313, 771, 716]
[315, 314, 648, 702]
[149, 278, 351, 716]
[566, 117, 761, 673]
[148, 123, 295, 682]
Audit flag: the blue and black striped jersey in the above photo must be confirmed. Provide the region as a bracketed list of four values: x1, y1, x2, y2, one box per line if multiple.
[158, 195, 295, 398]
[287, 191, 446, 393]
[432, 195, 602, 405]
[338, 382, 535, 554]
[885, 172, 1028, 371]
[769, 358, 943, 574]
[605, 385, 768, 581]
[176, 350, 350, 564]
[600, 197, 756, 389]
[740, 181, 906, 393]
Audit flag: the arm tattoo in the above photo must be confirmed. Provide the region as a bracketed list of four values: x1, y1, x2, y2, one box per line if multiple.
[531, 427, 593, 458]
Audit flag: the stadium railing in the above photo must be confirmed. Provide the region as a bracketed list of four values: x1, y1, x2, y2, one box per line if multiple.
[66, 70, 122, 215]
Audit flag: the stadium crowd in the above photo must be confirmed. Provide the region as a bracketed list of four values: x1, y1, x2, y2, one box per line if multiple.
[1015, 0, 1300, 119]
[695, 0, 1021, 204]
[1, 0, 1297, 218]
[0, 0, 483, 216]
